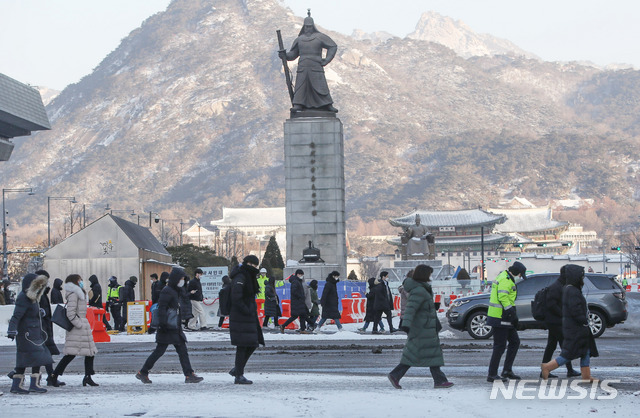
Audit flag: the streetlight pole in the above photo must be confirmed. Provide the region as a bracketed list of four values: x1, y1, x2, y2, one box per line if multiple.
[3, 187, 35, 279]
[47, 196, 76, 247]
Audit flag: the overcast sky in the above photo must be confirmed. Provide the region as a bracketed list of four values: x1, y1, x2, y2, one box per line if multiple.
[1, 0, 637, 90]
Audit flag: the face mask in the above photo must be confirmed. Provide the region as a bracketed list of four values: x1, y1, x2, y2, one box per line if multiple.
[79, 281, 84, 289]
[177, 280, 185, 288]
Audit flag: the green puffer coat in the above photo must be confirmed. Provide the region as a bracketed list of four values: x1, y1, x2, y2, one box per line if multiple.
[400, 278, 444, 367]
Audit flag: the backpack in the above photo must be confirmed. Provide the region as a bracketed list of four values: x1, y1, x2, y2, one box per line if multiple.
[531, 286, 549, 321]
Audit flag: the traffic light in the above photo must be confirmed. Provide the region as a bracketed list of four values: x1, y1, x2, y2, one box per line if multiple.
[611, 246, 621, 251]
[561, 242, 572, 247]
[516, 243, 524, 248]
[537, 243, 547, 247]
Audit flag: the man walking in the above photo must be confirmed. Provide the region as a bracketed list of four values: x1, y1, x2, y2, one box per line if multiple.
[486, 261, 526, 382]
[188, 268, 208, 330]
[280, 269, 315, 333]
[106, 276, 123, 331]
[372, 271, 398, 334]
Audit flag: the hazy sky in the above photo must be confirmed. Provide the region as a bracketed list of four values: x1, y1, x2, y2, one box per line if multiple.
[1, 0, 637, 90]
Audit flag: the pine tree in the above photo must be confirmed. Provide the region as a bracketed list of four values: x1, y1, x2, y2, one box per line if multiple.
[347, 270, 358, 281]
[262, 236, 284, 280]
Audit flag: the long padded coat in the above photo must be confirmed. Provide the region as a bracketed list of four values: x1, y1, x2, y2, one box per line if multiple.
[229, 265, 265, 348]
[399, 278, 444, 367]
[559, 264, 599, 360]
[8, 274, 53, 368]
[155, 273, 188, 346]
[288, 275, 308, 317]
[63, 282, 98, 357]
[320, 276, 341, 320]
[264, 282, 281, 317]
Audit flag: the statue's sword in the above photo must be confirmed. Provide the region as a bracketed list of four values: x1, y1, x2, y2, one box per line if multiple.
[276, 30, 295, 103]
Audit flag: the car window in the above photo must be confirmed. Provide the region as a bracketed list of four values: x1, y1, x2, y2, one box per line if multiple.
[587, 275, 621, 291]
[516, 275, 556, 295]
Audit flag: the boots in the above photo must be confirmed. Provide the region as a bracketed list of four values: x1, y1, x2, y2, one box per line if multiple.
[29, 373, 47, 393]
[540, 360, 559, 380]
[46, 373, 65, 387]
[10, 374, 29, 394]
[580, 366, 598, 383]
[135, 371, 152, 384]
[82, 375, 99, 387]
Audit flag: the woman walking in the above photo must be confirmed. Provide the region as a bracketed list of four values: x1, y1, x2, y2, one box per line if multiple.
[229, 255, 265, 384]
[387, 264, 453, 389]
[136, 267, 203, 384]
[48, 274, 99, 387]
[316, 271, 343, 331]
[262, 276, 281, 329]
[308, 280, 320, 326]
[358, 278, 385, 333]
[541, 264, 599, 381]
[217, 275, 231, 328]
[35, 270, 64, 387]
[7, 273, 53, 394]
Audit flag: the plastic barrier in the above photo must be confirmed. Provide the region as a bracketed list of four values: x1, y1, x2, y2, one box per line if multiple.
[351, 292, 362, 298]
[256, 298, 265, 325]
[86, 306, 110, 343]
[341, 298, 354, 324]
[278, 300, 298, 329]
[393, 295, 401, 311]
[435, 295, 444, 312]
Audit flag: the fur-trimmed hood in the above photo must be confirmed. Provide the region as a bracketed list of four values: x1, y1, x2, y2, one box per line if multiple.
[64, 281, 87, 301]
[23, 274, 49, 302]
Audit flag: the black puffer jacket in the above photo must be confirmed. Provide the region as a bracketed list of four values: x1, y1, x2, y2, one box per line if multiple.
[152, 272, 168, 305]
[188, 277, 203, 301]
[560, 264, 599, 360]
[7, 274, 54, 368]
[364, 278, 377, 322]
[218, 276, 232, 316]
[50, 278, 64, 304]
[179, 278, 193, 321]
[264, 280, 281, 317]
[155, 269, 188, 345]
[39, 286, 60, 355]
[320, 276, 341, 319]
[120, 279, 136, 304]
[88, 275, 103, 308]
[288, 275, 308, 317]
[544, 266, 567, 326]
[229, 264, 265, 347]
[373, 278, 393, 312]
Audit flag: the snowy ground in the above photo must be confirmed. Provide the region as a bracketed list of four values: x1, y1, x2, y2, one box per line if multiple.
[1, 372, 639, 417]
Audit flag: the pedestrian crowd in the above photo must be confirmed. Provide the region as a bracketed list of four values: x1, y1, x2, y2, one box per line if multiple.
[2, 258, 601, 395]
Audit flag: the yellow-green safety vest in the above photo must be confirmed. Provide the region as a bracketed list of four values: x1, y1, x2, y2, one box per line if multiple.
[487, 270, 517, 320]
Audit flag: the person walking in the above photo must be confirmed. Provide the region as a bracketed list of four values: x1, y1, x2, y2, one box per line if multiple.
[49, 278, 64, 305]
[358, 278, 385, 333]
[217, 275, 231, 328]
[263, 276, 281, 329]
[256, 268, 269, 313]
[387, 265, 453, 389]
[150, 273, 160, 305]
[88, 274, 110, 331]
[280, 270, 315, 333]
[308, 279, 320, 326]
[541, 264, 600, 381]
[372, 271, 398, 334]
[188, 269, 208, 330]
[179, 275, 194, 330]
[397, 269, 412, 329]
[3, 279, 15, 305]
[106, 276, 123, 331]
[229, 255, 265, 384]
[35, 270, 64, 387]
[540, 266, 580, 378]
[486, 261, 526, 382]
[7, 273, 53, 394]
[316, 271, 343, 331]
[48, 274, 99, 387]
[135, 267, 203, 384]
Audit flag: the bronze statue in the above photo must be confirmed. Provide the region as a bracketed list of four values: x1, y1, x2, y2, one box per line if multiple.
[402, 215, 435, 259]
[278, 10, 338, 113]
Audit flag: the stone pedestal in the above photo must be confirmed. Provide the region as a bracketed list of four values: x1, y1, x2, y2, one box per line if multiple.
[284, 117, 347, 277]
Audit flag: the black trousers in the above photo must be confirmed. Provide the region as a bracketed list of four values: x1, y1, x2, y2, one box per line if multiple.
[54, 355, 95, 376]
[218, 316, 226, 327]
[488, 326, 520, 376]
[542, 324, 574, 371]
[373, 309, 394, 332]
[234, 346, 257, 376]
[121, 303, 128, 330]
[389, 363, 448, 385]
[263, 316, 279, 327]
[141, 342, 193, 376]
[110, 303, 123, 330]
[282, 314, 313, 330]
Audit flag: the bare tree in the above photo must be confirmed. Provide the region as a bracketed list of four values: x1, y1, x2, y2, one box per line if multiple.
[360, 258, 381, 280]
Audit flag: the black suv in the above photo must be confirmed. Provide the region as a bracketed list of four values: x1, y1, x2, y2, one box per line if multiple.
[446, 273, 628, 339]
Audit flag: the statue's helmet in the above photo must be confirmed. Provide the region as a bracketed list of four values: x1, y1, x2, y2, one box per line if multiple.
[415, 214, 421, 222]
[299, 9, 318, 35]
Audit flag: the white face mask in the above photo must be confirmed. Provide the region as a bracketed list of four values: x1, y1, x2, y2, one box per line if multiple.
[177, 280, 185, 288]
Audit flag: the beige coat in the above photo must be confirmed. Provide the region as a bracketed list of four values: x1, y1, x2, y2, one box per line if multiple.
[63, 282, 98, 357]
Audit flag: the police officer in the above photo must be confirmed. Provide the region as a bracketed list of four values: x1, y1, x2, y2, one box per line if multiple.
[486, 261, 526, 382]
[106, 276, 123, 331]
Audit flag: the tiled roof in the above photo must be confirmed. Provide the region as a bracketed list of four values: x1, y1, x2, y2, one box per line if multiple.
[0, 73, 50, 138]
[389, 209, 507, 228]
[210, 207, 285, 228]
[490, 207, 568, 233]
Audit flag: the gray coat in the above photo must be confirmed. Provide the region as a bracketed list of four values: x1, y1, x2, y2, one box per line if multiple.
[63, 282, 98, 357]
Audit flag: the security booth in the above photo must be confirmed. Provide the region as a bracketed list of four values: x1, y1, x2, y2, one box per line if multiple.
[43, 214, 173, 302]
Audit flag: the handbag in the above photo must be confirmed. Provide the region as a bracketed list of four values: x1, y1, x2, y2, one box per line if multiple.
[151, 306, 179, 330]
[52, 304, 74, 331]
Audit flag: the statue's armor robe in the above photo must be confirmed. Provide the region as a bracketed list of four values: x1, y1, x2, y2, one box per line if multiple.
[288, 33, 337, 108]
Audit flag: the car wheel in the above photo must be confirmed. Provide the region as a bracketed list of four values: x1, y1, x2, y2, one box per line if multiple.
[588, 310, 607, 338]
[466, 311, 494, 339]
